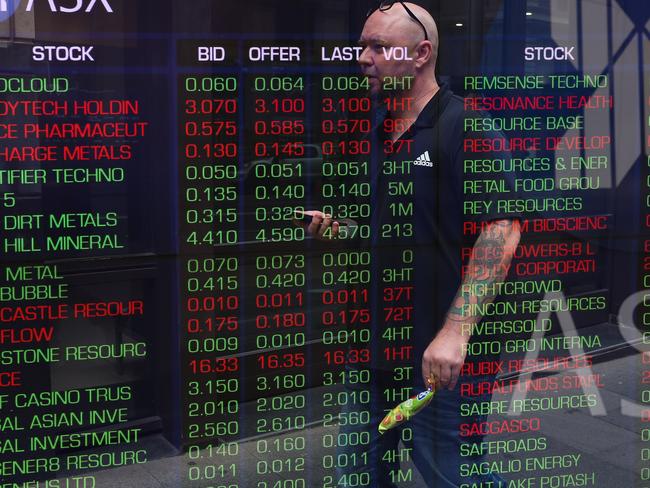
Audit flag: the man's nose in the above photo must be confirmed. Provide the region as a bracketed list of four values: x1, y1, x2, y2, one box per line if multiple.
[358, 46, 372, 67]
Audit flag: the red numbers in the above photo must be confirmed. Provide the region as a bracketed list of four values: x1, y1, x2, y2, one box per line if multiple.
[184, 98, 237, 115]
[321, 140, 370, 156]
[186, 295, 239, 312]
[642, 371, 650, 385]
[321, 97, 371, 113]
[254, 119, 305, 136]
[321, 309, 370, 326]
[255, 98, 305, 114]
[185, 142, 238, 158]
[321, 119, 370, 135]
[256, 312, 305, 329]
[324, 348, 370, 365]
[257, 353, 305, 370]
[254, 141, 304, 158]
[383, 118, 415, 134]
[189, 357, 239, 374]
[383, 286, 414, 302]
[184, 121, 237, 137]
[255, 292, 303, 309]
[321, 289, 368, 305]
[186, 316, 239, 333]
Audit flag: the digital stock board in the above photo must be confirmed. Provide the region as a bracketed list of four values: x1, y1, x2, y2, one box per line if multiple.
[0, 0, 649, 487]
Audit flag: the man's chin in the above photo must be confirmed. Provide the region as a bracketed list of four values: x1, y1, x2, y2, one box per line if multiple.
[367, 77, 382, 96]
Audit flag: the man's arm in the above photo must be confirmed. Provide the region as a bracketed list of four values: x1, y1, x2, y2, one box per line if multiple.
[422, 219, 521, 389]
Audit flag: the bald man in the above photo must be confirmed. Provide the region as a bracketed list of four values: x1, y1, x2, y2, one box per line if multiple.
[358, 1, 440, 138]
[328, 2, 522, 487]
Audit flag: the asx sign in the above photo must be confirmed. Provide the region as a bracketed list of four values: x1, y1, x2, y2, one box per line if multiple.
[1, 0, 113, 21]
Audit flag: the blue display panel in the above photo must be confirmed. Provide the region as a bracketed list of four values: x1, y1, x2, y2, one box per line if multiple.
[0, 1, 648, 487]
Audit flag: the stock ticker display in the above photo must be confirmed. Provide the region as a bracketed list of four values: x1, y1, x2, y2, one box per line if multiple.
[0, 0, 649, 487]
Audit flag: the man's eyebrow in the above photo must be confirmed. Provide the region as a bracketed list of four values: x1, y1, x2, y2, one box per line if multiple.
[357, 37, 388, 46]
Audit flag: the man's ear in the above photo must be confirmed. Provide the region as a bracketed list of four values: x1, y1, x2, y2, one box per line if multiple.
[414, 41, 433, 69]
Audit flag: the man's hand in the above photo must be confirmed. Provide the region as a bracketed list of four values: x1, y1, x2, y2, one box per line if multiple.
[421, 321, 469, 390]
[422, 219, 521, 391]
[294, 210, 340, 239]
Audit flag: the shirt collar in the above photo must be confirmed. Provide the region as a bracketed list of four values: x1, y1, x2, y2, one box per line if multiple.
[411, 83, 451, 130]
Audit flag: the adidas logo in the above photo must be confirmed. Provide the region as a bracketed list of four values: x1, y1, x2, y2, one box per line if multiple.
[412, 150, 434, 167]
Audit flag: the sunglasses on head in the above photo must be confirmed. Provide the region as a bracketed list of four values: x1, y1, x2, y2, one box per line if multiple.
[367, 1, 429, 41]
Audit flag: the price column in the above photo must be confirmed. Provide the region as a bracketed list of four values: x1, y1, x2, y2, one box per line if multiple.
[312, 62, 374, 485]
[248, 253, 308, 487]
[317, 75, 373, 240]
[243, 71, 307, 244]
[318, 250, 373, 488]
[242, 44, 310, 488]
[180, 74, 240, 248]
[177, 42, 243, 488]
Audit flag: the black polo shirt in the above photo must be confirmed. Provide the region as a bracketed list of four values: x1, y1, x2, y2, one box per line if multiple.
[369, 83, 519, 375]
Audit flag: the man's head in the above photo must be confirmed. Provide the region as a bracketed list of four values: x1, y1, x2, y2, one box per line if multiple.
[358, 1, 439, 95]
